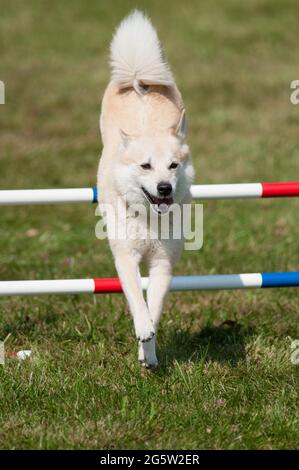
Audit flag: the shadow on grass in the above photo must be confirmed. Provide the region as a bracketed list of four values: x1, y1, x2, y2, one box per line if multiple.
[158, 320, 255, 373]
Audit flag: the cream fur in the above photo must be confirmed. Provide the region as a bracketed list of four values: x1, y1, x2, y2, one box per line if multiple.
[97, 10, 194, 368]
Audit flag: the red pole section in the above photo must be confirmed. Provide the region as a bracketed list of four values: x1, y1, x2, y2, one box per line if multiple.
[262, 182, 299, 197]
[93, 278, 123, 293]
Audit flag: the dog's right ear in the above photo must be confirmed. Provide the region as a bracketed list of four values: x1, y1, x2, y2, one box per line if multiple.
[119, 129, 134, 148]
[170, 109, 187, 142]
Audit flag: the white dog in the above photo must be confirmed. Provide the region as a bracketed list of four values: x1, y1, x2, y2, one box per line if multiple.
[97, 10, 194, 368]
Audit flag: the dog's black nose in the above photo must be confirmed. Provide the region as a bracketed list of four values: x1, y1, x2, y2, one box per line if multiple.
[157, 182, 172, 197]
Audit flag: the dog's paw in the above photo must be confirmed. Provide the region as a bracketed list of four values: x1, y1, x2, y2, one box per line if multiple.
[140, 360, 158, 370]
[137, 329, 155, 343]
[138, 338, 158, 369]
[135, 318, 155, 343]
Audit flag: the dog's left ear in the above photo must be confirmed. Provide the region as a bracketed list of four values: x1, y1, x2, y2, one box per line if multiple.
[171, 109, 187, 142]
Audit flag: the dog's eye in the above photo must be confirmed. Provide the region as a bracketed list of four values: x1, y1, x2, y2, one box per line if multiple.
[141, 163, 152, 170]
[169, 162, 178, 169]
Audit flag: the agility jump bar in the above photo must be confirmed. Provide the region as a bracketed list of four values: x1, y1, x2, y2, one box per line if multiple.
[0, 182, 299, 206]
[0, 272, 299, 296]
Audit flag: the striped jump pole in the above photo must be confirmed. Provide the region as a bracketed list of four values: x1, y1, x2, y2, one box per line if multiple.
[0, 272, 299, 296]
[0, 182, 299, 206]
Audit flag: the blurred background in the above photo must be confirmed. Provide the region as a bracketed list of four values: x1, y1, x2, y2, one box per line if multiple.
[0, 0, 298, 449]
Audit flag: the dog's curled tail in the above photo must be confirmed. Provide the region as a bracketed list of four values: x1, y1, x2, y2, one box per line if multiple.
[110, 10, 174, 93]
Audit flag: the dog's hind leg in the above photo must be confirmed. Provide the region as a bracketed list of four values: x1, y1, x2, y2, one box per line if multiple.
[114, 253, 155, 343]
[139, 258, 172, 368]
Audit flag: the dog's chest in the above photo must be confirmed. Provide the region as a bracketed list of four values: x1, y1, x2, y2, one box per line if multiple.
[123, 213, 183, 259]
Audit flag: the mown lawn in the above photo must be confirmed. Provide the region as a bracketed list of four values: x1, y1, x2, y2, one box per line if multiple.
[0, 0, 299, 449]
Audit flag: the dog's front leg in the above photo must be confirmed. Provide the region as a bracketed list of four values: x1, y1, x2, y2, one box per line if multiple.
[138, 258, 172, 368]
[114, 253, 155, 343]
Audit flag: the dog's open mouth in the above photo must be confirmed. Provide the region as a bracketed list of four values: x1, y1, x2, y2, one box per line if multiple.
[142, 187, 173, 214]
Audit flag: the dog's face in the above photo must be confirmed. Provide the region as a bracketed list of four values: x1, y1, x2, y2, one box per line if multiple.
[115, 112, 194, 214]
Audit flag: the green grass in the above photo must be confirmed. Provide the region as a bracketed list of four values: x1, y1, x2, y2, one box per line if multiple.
[0, 0, 299, 449]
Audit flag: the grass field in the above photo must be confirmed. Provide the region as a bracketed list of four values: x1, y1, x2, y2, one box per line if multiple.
[0, 0, 299, 449]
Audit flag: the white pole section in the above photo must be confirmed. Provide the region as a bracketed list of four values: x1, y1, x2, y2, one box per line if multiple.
[0, 188, 95, 206]
[190, 184, 263, 199]
[170, 274, 263, 290]
[0, 279, 95, 296]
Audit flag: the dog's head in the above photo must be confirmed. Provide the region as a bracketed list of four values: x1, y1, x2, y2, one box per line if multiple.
[115, 110, 194, 214]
